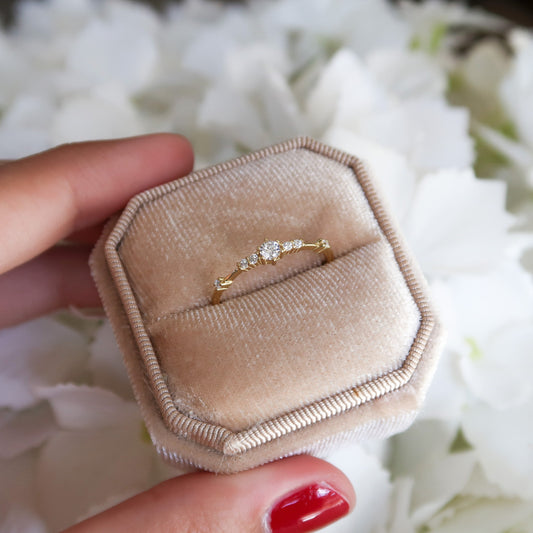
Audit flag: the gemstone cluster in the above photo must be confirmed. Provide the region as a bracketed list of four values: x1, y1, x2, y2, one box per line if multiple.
[212, 237, 332, 302]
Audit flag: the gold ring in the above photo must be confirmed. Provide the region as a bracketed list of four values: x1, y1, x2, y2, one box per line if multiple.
[212, 238, 333, 305]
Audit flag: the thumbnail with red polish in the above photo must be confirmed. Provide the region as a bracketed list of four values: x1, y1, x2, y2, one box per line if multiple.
[269, 482, 350, 533]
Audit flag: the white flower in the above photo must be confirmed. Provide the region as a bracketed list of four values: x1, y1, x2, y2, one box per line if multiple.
[325, 128, 417, 225]
[400, 0, 504, 55]
[0, 94, 55, 159]
[388, 419, 476, 526]
[0, 404, 55, 461]
[403, 169, 514, 277]
[0, 451, 41, 527]
[459, 322, 533, 409]
[325, 443, 392, 533]
[266, 0, 410, 59]
[462, 399, 533, 499]
[88, 320, 134, 401]
[1, 0, 533, 530]
[309, 49, 474, 173]
[422, 495, 533, 533]
[367, 49, 447, 100]
[32, 384, 165, 531]
[52, 85, 144, 144]
[0, 505, 47, 533]
[65, 17, 158, 94]
[0, 317, 89, 410]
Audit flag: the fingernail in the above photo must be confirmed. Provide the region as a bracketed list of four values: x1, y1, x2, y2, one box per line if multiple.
[268, 482, 350, 533]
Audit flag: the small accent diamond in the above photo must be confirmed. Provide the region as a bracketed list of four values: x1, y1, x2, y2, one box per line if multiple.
[248, 253, 259, 265]
[282, 241, 293, 252]
[214, 279, 222, 288]
[239, 258, 249, 270]
[293, 239, 304, 249]
[259, 240, 282, 261]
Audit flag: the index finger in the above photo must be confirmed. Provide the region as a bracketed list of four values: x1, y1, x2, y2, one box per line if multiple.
[0, 134, 194, 274]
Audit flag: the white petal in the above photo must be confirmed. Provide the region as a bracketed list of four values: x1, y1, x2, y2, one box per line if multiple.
[104, 0, 160, 35]
[181, 15, 253, 81]
[0, 404, 55, 460]
[382, 478, 416, 533]
[390, 419, 458, 476]
[410, 451, 476, 525]
[361, 99, 474, 172]
[0, 94, 56, 129]
[343, 0, 409, 56]
[457, 40, 509, 97]
[0, 451, 39, 509]
[88, 321, 133, 400]
[419, 347, 469, 423]
[474, 123, 533, 170]
[324, 128, 416, 225]
[15, 0, 94, 37]
[197, 84, 268, 150]
[404, 169, 515, 276]
[446, 260, 533, 342]
[36, 384, 140, 430]
[459, 322, 533, 409]
[255, 69, 304, 142]
[52, 85, 143, 143]
[324, 444, 392, 533]
[461, 463, 508, 499]
[36, 426, 154, 531]
[0, 128, 51, 159]
[226, 43, 288, 93]
[307, 49, 388, 137]
[426, 497, 533, 533]
[0, 317, 89, 410]
[65, 19, 157, 93]
[368, 50, 446, 100]
[0, 505, 46, 533]
[462, 400, 533, 499]
[0, 35, 32, 109]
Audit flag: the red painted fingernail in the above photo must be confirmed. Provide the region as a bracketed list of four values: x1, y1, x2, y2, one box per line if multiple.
[268, 482, 350, 533]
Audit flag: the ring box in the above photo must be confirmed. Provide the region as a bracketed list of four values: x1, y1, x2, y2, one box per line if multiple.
[89, 137, 445, 473]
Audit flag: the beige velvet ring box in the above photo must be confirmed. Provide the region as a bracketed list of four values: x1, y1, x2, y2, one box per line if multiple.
[89, 137, 445, 474]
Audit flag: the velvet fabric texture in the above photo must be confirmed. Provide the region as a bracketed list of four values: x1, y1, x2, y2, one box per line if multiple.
[89, 137, 445, 473]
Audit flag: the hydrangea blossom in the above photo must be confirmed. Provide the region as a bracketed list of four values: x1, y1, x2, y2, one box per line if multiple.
[1, 0, 532, 531]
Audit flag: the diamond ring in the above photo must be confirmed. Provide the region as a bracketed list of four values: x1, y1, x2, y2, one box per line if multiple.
[212, 238, 333, 305]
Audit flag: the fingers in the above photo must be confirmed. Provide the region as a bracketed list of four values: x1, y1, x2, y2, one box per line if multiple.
[63, 455, 355, 533]
[0, 245, 99, 328]
[0, 134, 194, 274]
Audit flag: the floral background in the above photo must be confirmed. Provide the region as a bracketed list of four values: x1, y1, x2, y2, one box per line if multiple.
[1, 0, 533, 531]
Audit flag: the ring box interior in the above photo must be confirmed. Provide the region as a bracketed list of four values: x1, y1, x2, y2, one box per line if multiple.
[89, 137, 445, 473]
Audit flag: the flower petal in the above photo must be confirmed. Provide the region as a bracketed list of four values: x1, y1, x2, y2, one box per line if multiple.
[462, 400, 533, 499]
[0, 404, 55, 460]
[35, 384, 140, 430]
[404, 170, 515, 276]
[325, 444, 392, 532]
[88, 321, 133, 400]
[35, 426, 154, 531]
[0, 317, 89, 410]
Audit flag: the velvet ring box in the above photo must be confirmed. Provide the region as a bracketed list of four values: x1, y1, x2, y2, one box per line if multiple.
[89, 137, 445, 474]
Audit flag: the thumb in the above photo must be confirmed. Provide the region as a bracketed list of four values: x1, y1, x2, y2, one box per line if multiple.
[62, 455, 355, 533]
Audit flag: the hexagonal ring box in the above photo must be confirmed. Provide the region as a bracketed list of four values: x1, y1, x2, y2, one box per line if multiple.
[89, 137, 445, 473]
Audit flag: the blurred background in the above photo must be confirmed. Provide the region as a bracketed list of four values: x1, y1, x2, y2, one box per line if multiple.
[2, 0, 533, 26]
[1, 0, 533, 532]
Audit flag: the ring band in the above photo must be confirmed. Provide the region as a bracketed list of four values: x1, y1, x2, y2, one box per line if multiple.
[212, 238, 333, 305]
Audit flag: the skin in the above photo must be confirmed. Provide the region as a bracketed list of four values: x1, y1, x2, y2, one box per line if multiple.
[0, 134, 355, 532]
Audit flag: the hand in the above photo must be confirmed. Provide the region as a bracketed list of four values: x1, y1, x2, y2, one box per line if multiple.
[0, 135, 355, 532]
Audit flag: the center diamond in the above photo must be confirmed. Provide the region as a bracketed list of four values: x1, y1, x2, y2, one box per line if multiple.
[259, 240, 281, 261]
